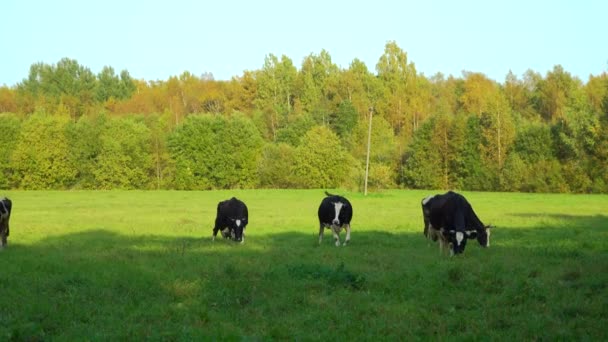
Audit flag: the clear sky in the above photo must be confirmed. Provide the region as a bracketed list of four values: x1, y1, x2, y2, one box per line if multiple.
[2, 0, 607, 86]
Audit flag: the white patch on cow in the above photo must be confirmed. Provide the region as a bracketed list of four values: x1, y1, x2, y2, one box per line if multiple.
[333, 202, 344, 225]
[455, 232, 464, 246]
[421, 195, 435, 206]
[486, 228, 491, 247]
[236, 219, 241, 227]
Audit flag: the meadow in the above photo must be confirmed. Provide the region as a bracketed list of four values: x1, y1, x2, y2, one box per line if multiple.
[0, 189, 607, 340]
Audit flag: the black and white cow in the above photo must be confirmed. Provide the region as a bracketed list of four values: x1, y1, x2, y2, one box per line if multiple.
[318, 191, 353, 247]
[212, 197, 248, 243]
[421, 191, 491, 255]
[0, 197, 12, 249]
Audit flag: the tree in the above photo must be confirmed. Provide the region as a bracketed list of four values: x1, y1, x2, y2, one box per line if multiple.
[17, 58, 98, 120]
[584, 73, 608, 115]
[478, 91, 516, 189]
[297, 50, 340, 124]
[168, 114, 263, 189]
[93, 116, 153, 189]
[10, 113, 76, 189]
[400, 118, 443, 189]
[66, 113, 107, 189]
[146, 112, 174, 189]
[447, 115, 495, 191]
[337, 58, 380, 116]
[258, 143, 298, 188]
[376, 41, 418, 135]
[0, 114, 21, 189]
[96, 66, 136, 103]
[534, 65, 582, 122]
[0, 86, 17, 113]
[254, 54, 298, 140]
[292, 126, 356, 188]
[503, 70, 539, 120]
[349, 115, 397, 189]
[460, 72, 497, 116]
[328, 100, 358, 140]
[275, 113, 315, 146]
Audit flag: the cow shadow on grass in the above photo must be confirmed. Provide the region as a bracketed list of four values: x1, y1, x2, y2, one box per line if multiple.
[1, 215, 607, 340]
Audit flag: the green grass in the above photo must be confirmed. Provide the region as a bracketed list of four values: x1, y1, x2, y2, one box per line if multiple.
[0, 189, 607, 340]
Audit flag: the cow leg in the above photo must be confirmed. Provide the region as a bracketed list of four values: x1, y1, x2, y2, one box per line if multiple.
[343, 224, 351, 246]
[0, 225, 5, 249]
[212, 226, 220, 241]
[318, 224, 325, 244]
[331, 226, 341, 247]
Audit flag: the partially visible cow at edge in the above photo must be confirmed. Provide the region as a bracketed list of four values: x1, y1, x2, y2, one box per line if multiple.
[212, 197, 249, 243]
[0, 197, 12, 249]
[421, 191, 491, 256]
[318, 191, 353, 247]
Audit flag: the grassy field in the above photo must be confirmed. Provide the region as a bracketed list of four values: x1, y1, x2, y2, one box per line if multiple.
[0, 189, 607, 340]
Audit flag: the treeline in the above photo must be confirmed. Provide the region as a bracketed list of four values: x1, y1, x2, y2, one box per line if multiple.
[0, 41, 607, 192]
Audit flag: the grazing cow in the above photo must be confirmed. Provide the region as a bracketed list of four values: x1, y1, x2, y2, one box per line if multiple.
[0, 197, 12, 249]
[318, 191, 353, 247]
[212, 197, 248, 243]
[421, 191, 491, 256]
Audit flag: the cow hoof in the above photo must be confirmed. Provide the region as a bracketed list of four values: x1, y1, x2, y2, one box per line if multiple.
[343, 241, 349, 246]
[335, 241, 340, 247]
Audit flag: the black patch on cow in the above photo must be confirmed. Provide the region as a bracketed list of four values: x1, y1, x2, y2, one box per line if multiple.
[213, 197, 248, 242]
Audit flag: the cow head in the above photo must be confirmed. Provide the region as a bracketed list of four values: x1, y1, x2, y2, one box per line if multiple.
[449, 231, 468, 255]
[476, 225, 492, 247]
[228, 217, 248, 243]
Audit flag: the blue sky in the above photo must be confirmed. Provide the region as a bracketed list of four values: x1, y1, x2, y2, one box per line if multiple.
[2, 0, 607, 86]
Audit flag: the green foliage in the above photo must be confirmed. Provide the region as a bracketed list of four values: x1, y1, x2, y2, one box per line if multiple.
[96, 66, 136, 102]
[366, 163, 397, 189]
[93, 116, 153, 189]
[400, 118, 443, 189]
[169, 114, 263, 189]
[275, 114, 315, 146]
[146, 112, 174, 190]
[328, 100, 359, 140]
[66, 113, 107, 189]
[501, 152, 528, 191]
[349, 114, 396, 164]
[254, 54, 298, 138]
[0, 113, 21, 189]
[10, 113, 76, 189]
[2, 50, 608, 193]
[513, 123, 555, 162]
[292, 126, 357, 188]
[258, 143, 298, 188]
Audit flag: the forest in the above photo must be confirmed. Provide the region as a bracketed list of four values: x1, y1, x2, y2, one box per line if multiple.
[0, 41, 607, 192]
